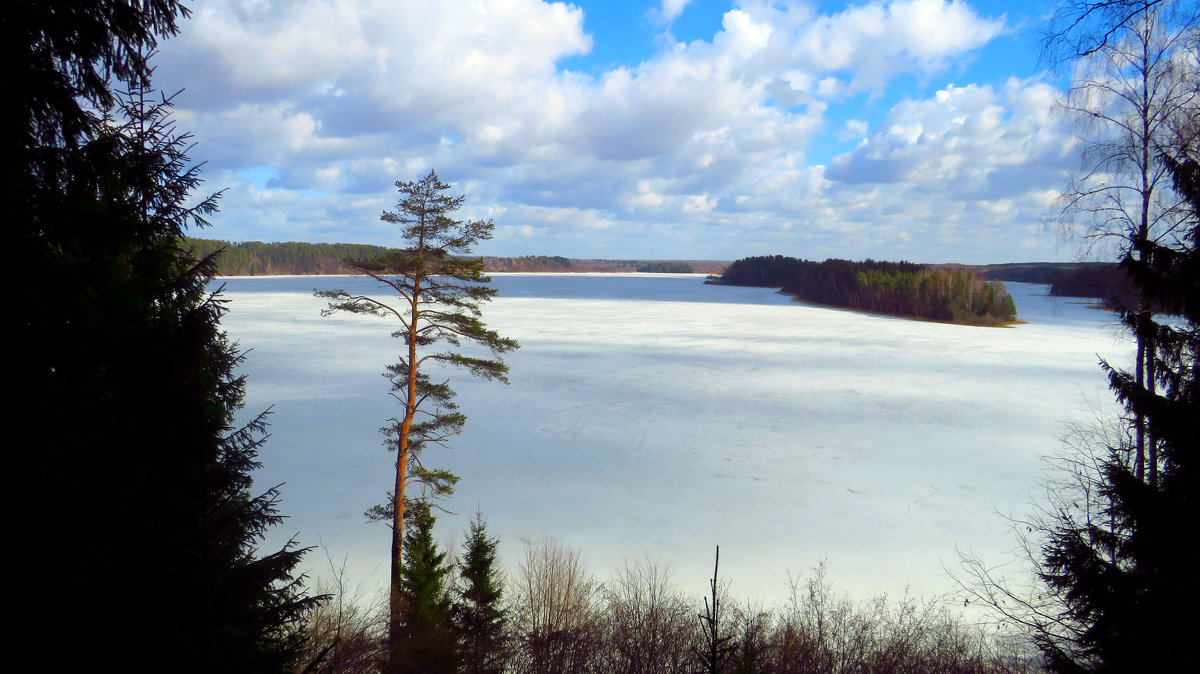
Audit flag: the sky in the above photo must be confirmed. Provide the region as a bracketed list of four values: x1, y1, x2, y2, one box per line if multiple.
[154, 0, 1088, 264]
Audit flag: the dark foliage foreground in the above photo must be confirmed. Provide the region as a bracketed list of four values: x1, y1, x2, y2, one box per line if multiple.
[12, 2, 322, 669]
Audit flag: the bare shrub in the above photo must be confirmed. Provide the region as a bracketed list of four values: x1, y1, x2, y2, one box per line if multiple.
[953, 413, 1135, 669]
[287, 543, 1033, 673]
[766, 562, 1032, 674]
[295, 554, 389, 674]
[596, 558, 696, 674]
[508, 538, 600, 674]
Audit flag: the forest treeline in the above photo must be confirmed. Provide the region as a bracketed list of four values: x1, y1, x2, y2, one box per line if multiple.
[186, 238, 719, 275]
[713, 255, 1018, 326]
[960, 262, 1099, 285]
[484, 255, 699, 272]
[1045, 264, 1140, 309]
[486, 254, 573, 272]
[636, 260, 695, 273]
[185, 237, 394, 275]
[954, 262, 1137, 308]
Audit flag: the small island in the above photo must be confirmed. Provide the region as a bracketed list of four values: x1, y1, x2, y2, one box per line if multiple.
[711, 255, 1018, 326]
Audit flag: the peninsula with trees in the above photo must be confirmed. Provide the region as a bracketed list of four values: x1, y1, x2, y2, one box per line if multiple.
[712, 255, 1018, 326]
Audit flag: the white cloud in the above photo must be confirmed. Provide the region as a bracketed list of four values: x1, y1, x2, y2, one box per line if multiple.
[733, 0, 1006, 96]
[659, 0, 693, 24]
[155, 1, 1077, 263]
[836, 119, 869, 141]
[809, 77, 1077, 261]
[826, 79, 1074, 199]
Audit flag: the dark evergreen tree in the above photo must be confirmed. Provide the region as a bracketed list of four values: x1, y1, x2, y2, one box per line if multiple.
[11, 2, 320, 670]
[455, 512, 510, 674]
[1033, 149, 1200, 671]
[395, 501, 458, 674]
[728, 610, 770, 674]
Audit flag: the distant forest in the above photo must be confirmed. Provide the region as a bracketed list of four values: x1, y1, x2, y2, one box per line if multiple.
[713, 255, 1018, 326]
[1045, 264, 1140, 307]
[184, 236, 1130, 314]
[962, 261, 1099, 285]
[487, 256, 711, 273]
[184, 238, 721, 275]
[184, 238, 393, 275]
[950, 261, 1138, 309]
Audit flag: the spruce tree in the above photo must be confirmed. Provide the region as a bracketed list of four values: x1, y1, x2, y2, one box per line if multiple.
[1035, 149, 1200, 671]
[12, 3, 320, 670]
[455, 512, 509, 674]
[395, 501, 457, 674]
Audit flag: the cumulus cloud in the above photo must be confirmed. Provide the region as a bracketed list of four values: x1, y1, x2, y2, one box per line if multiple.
[826, 79, 1074, 200]
[156, 0, 1075, 263]
[814, 78, 1075, 261]
[731, 0, 1007, 96]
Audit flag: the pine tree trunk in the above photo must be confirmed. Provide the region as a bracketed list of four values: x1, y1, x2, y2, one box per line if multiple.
[389, 276, 422, 663]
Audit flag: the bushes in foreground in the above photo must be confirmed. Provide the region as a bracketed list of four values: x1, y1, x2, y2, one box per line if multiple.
[299, 537, 1033, 673]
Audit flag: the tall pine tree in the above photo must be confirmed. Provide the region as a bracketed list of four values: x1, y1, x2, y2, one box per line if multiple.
[317, 170, 517, 668]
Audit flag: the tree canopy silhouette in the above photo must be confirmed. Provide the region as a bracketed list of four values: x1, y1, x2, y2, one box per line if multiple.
[11, 2, 321, 670]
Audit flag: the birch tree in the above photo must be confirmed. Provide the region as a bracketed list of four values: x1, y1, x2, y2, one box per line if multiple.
[1051, 0, 1199, 479]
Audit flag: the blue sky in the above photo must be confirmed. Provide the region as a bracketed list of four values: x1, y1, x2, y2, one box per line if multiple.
[155, 0, 1092, 263]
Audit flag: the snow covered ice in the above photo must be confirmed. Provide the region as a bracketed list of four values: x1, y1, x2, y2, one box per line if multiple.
[218, 274, 1131, 605]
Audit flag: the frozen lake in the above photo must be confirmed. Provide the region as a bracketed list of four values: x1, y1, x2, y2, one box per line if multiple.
[218, 273, 1131, 606]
